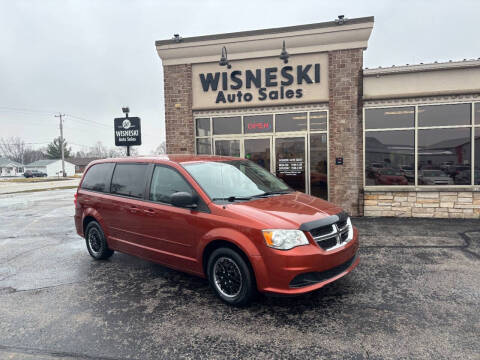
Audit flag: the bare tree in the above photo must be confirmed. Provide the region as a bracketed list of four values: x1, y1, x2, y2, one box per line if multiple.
[153, 141, 167, 155]
[87, 141, 108, 158]
[0, 137, 26, 163]
[23, 149, 46, 164]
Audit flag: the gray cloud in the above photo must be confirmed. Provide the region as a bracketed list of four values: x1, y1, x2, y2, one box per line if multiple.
[1, 0, 478, 154]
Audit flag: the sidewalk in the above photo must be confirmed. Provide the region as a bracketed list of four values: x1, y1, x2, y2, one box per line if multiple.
[0, 178, 80, 194]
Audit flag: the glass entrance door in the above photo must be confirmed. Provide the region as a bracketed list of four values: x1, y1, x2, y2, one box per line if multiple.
[244, 138, 271, 171]
[274, 136, 306, 192]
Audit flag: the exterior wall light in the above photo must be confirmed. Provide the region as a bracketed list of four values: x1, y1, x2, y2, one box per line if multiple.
[335, 15, 348, 25]
[219, 46, 232, 69]
[279, 40, 289, 63]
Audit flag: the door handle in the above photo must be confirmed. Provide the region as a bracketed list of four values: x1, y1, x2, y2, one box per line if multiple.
[128, 206, 140, 213]
[144, 208, 156, 216]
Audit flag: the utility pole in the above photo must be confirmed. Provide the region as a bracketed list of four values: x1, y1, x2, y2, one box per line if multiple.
[55, 113, 66, 177]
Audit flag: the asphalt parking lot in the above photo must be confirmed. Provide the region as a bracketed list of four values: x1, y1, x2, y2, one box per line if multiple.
[0, 189, 479, 360]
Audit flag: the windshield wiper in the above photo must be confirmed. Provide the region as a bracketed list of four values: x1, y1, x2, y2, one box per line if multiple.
[252, 190, 293, 198]
[211, 196, 253, 202]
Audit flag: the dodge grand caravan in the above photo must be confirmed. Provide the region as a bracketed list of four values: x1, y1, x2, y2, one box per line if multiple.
[75, 155, 359, 305]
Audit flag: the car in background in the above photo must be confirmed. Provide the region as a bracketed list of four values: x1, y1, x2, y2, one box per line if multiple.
[454, 169, 480, 185]
[418, 170, 453, 185]
[374, 168, 408, 185]
[399, 165, 414, 182]
[75, 156, 359, 306]
[24, 170, 47, 178]
[440, 161, 454, 172]
[366, 162, 384, 178]
[446, 165, 470, 179]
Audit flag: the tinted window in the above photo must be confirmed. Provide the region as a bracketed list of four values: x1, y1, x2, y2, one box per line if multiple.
[365, 130, 415, 185]
[418, 128, 471, 185]
[365, 107, 414, 129]
[196, 138, 211, 155]
[81, 163, 115, 192]
[196, 118, 210, 136]
[149, 166, 193, 204]
[275, 112, 307, 132]
[310, 111, 327, 131]
[244, 114, 273, 134]
[418, 103, 471, 127]
[110, 163, 148, 198]
[212, 116, 241, 135]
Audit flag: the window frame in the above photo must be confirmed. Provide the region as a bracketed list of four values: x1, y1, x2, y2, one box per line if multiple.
[363, 101, 478, 190]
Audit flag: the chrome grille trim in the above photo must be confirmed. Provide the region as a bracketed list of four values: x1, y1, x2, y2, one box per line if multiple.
[311, 218, 352, 251]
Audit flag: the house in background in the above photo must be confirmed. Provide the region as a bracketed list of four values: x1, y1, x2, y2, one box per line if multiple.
[67, 157, 100, 173]
[0, 157, 24, 177]
[24, 159, 75, 177]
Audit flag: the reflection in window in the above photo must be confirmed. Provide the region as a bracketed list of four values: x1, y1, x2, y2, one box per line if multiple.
[244, 114, 273, 134]
[196, 138, 211, 155]
[215, 140, 240, 157]
[365, 130, 414, 186]
[310, 111, 327, 131]
[244, 138, 270, 171]
[212, 116, 241, 135]
[310, 133, 328, 199]
[418, 128, 471, 185]
[275, 137, 305, 192]
[474, 127, 480, 185]
[275, 112, 307, 132]
[111, 164, 149, 198]
[149, 166, 193, 204]
[195, 118, 210, 136]
[365, 107, 414, 129]
[418, 103, 471, 127]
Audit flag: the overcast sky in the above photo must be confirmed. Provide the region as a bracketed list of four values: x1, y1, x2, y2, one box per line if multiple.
[1, 0, 479, 155]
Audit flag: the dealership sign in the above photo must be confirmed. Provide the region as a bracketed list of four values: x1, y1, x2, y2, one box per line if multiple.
[192, 53, 328, 110]
[114, 117, 142, 146]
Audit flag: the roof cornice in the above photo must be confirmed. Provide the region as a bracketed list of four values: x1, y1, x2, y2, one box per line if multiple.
[156, 16, 374, 65]
[364, 59, 480, 76]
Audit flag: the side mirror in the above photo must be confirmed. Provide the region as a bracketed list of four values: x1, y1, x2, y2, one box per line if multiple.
[170, 192, 198, 209]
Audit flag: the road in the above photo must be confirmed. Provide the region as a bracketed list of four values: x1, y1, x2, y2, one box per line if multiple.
[0, 189, 479, 359]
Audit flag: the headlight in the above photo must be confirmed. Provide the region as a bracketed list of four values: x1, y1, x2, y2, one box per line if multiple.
[262, 229, 309, 250]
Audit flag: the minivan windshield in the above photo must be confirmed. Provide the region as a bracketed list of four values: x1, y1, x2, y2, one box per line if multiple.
[183, 160, 291, 201]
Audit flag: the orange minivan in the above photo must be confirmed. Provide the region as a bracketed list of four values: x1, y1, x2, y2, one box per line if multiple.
[75, 155, 359, 305]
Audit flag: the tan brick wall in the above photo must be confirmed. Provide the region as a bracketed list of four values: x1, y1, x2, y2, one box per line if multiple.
[163, 64, 194, 154]
[364, 191, 480, 218]
[328, 49, 364, 216]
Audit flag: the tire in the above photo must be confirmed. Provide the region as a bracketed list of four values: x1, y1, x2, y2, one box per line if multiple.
[207, 247, 256, 306]
[85, 221, 114, 260]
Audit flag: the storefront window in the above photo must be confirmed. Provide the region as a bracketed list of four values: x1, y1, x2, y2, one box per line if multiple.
[474, 127, 480, 185]
[365, 107, 414, 129]
[310, 133, 328, 199]
[214, 140, 240, 157]
[196, 138, 211, 155]
[195, 118, 210, 136]
[213, 116, 241, 135]
[418, 103, 471, 127]
[365, 130, 414, 185]
[275, 112, 307, 132]
[418, 128, 471, 185]
[310, 111, 327, 131]
[244, 114, 273, 134]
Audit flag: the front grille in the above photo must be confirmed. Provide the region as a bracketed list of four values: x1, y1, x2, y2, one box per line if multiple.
[290, 255, 356, 288]
[310, 218, 351, 251]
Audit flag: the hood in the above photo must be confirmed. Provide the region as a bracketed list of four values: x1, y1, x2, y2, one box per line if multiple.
[225, 192, 343, 229]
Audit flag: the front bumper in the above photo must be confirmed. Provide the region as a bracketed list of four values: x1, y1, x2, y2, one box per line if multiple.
[256, 227, 359, 295]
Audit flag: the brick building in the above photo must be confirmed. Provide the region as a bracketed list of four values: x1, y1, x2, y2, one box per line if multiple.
[156, 16, 480, 218]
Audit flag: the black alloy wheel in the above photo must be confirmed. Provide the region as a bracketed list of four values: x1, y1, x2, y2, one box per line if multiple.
[207, 247, 256, 306]
[85, 221, 114, 260]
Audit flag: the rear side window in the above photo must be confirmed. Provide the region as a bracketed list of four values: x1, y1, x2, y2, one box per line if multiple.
[149, 166, 193, 204]
[110, 163, 148, 198]
[81, 163, 115, 192]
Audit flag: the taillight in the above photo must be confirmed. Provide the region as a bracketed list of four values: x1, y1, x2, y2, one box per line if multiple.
[74, 192, 78, 206]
